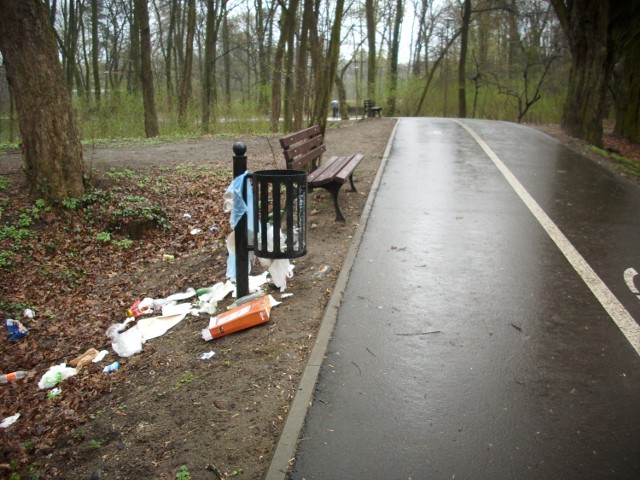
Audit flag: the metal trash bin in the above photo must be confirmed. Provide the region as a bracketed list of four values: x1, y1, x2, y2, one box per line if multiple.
[252, 169, 307, 259]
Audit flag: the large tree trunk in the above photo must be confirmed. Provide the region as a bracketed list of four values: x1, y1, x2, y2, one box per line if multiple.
[135, 0, 159, 137]
[0, 0, 85, 201]
[550, 0, 611, 147]
[612, 9, 640, 143]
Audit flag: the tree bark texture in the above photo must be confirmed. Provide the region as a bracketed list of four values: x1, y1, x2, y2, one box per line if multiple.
[0, 0, 85, 201]
[550, 0, 611, 147]
[458, 0, 471, 118]
[135, 0, 159, 137]
[178, 0, 196, 126]
[365, 0, 377, 99]
[613, 33, 640, 143]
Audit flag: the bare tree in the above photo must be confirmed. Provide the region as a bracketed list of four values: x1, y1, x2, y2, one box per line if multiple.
[135, 0, 159, 137]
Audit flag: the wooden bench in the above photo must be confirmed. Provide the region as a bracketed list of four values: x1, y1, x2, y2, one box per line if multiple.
[364, 99, 382, 118]
[279, 125, 364, 222]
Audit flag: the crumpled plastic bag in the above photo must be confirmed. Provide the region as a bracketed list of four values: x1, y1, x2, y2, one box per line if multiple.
[38, 363, 78, 390]
[0, 413, 20, 428]
[106, 318, 144, 358]
[5, 319, 28, 341]
[224, 171, 254, 229]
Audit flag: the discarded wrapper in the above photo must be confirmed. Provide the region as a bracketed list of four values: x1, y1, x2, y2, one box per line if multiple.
[202, 296, 272, 341]
[69, 348, 99, 370]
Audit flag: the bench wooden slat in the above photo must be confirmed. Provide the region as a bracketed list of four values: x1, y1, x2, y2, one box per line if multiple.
[279, 125, 321, 149]
[334, 153, 364, 184]
[289, 144, 326, 170]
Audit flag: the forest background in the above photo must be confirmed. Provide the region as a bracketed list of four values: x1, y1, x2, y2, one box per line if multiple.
[0, 0, 637, 154]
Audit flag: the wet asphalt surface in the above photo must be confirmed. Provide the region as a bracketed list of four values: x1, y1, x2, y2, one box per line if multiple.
[288, 118, 640, 479]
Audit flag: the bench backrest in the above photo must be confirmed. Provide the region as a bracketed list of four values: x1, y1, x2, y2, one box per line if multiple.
[364, 99, 373, 111]
[279, 125, 326, 171]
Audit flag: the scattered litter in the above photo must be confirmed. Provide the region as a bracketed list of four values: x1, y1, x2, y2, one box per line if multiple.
[103, 361, 120, 373]
[69, 348, 100, 370]
[38, 363, 78, 390]
[1, 371, 27, 383]
[5, 318, 28, 341]
[162, 254, 175, 262]
[245, 272, 269, 295]
[197, 281, 235, 302]
[312, 265, 332, 278]
[229, 290, 266, 310]
[106, 318, 144, 357]
[164, 288, 196, 302]
[127, 298, 154, 318]
[511, 323, 523, 332]
[183, 213, 192, 219]
[281, 293, 293, 299]
[190, 228, 203, 235]
[137, 311, 188, 341]
[209, 225, 219, 232]
[92, 350, 109, 363]
[161, 302, 192, 317]
[199, 351, 216, 360]
[0, 413, 20, 429]
[47, 388, 62, 399]
[202, 295, 277, 341]
[22, 308, 35, 319]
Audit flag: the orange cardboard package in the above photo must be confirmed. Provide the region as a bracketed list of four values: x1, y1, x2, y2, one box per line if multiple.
[202, 296, 272, 341]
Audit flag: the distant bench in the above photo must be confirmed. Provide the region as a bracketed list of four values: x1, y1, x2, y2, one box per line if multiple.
[364, 99, 382, 118]
[279, 125, 364, 222]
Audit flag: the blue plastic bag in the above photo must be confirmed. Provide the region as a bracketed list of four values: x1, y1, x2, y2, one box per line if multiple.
[224, 172, 254, 281]
[5, 319, 28, 341]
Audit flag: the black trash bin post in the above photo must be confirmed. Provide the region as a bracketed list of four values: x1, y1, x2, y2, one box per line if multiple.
[252, 170, 307, 260]
[232, 142, 250, 298]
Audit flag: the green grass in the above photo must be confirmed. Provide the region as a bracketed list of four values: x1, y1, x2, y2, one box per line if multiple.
[589, 146, 640, 177]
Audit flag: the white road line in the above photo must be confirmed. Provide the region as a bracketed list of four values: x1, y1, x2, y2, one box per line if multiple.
[456, 120, 640, 357]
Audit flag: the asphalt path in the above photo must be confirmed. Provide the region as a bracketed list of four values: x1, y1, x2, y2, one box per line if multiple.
[272, 118, 640, 480]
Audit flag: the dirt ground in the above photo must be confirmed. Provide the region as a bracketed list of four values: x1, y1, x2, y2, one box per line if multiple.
[1, 117, 638, 480]
[0, 118, 397, 480]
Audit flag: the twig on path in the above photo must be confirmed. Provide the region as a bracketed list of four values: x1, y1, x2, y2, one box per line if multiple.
[395, 331, 441, 336]
[351, 361, 362, 375]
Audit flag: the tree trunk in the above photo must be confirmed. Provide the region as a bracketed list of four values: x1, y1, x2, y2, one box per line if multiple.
[135, 0, 159, 137]
[178, 0, 196, 127]
[314, 0, 344, 135]
[0, 0, 85, 201]
[612, 10, 640, 142]
[549, 0, 611, 147]
[458, 0, 471, 118]
[91, 0, 101, 104]
[293, 0, 312, 130]
[386, 0, 403, 116]
[270, 4, 288, 132]
[365, 0, 377, 99]
[128, 0, 141, 94]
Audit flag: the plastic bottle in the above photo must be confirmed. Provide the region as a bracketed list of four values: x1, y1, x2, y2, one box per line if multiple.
[1, 371, 27, 383]
[103, 362, 120, 373]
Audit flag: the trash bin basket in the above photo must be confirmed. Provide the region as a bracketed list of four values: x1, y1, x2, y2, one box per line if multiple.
[252, 169, 307, 259]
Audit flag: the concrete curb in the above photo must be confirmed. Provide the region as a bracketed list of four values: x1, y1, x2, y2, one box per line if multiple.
[264, 119, 401, 479]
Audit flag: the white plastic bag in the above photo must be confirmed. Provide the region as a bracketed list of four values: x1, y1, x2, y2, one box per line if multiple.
[106, 318, 144, 357]
[38, 363, 78, 390]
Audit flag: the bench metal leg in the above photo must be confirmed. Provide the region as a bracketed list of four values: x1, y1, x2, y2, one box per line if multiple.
[348, 174, 357, 192]
[323, 183, 346, 222]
